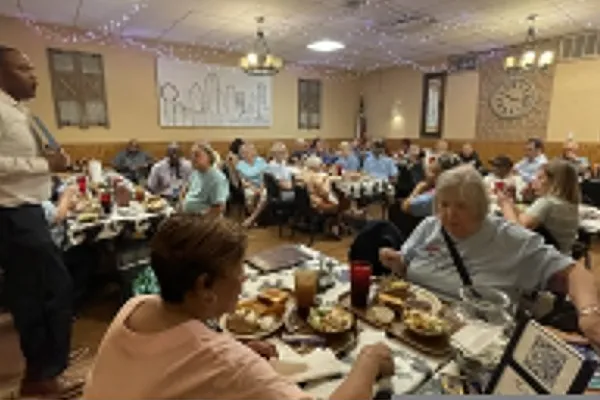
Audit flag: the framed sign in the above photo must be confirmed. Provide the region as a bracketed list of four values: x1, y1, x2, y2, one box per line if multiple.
[420, 72, 446, 138]
[486, 319, 596, 394]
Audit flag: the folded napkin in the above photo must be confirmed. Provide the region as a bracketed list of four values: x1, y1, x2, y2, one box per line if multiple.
[270, 343, 349, 384]
[451, 323, 504, 357]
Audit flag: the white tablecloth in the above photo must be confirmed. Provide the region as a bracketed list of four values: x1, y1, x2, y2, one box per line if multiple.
[243, 246, 449, 397]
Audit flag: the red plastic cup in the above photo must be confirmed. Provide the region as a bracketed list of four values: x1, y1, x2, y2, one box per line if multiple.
[350, 261, 372, 308]
[100, 191, 112, 214]
[76, 175, 87, 195]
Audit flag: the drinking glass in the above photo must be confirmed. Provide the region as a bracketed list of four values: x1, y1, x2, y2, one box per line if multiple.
[350, 261, 372, 308]
[76, 175, 87, 195]
[100, 191, 113, 215]
[294, 269, 318, 319]
[494, 181, 505, 193]
[458, 286, 514, 331]
[135, 187, 146, 202]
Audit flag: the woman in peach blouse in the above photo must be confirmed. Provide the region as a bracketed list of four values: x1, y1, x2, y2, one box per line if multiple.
[84, 214, 393, 400]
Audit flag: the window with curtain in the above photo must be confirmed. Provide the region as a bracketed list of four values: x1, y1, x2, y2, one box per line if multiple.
[298, 79, 322, 130]
[47, 48, 109, 128]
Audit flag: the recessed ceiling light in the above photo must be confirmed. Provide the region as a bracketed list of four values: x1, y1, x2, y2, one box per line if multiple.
[307, 40, 345, 52]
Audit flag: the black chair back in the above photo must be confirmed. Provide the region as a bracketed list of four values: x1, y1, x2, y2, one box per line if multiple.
[408, 162, 425, 185]
[395, 163, 416, 198]
[293, 183, 313, 214]
[263, 173, 282, 201]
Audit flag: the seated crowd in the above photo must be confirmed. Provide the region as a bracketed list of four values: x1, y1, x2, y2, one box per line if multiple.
[19, 132, 600, 399]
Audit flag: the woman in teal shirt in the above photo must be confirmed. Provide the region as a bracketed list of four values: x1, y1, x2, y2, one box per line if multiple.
[236, 144, 268, 228]
[183, 143, 229, 216]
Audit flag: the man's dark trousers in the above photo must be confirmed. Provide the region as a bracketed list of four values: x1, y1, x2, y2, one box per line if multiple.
[0, 204, 72, 381]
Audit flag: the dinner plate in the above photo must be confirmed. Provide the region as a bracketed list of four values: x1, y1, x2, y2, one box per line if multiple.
[219, 313, 285, 341]
[219, 299, 291, 340]
[410, 285, 443, 315]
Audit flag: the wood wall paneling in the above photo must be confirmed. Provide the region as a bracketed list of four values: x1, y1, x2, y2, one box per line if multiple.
[64, 137, 599, 170]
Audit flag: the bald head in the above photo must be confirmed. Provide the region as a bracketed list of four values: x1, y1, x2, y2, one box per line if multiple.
[0, 45, 37, 101]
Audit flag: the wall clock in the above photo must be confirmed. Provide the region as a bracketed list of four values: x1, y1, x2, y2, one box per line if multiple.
[490, 77, 537, 119]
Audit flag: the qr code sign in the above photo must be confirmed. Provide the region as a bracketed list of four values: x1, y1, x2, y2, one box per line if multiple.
[523, 335, 567, 389]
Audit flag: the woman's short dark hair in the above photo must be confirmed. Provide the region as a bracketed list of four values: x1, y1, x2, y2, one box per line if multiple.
[150, 214, 248, 303]
[229, 138, 245, 156]
[528, 137, 544, 151]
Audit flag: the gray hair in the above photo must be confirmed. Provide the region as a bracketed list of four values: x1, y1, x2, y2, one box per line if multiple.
[271, 141, 286, 153]
[191, 141, 216, 165]
[434, 165, 489, 222]
[339, 141, 351, 151]
[305, 155, 323, 170]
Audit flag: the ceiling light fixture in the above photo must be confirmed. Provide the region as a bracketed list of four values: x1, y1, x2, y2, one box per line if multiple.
[240, 16, 283, 76]
[504, 14, 555, 73]
[307, 40, 345, 52]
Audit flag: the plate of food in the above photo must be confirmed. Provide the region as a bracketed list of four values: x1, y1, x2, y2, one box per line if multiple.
[377, 279, 442, 315]
[403, 309, 449, 338]
[307, 306, 355, 335]
[144, 196, 167, 213]
[76, 212, 99, 224]
[220, 288, 290, 340]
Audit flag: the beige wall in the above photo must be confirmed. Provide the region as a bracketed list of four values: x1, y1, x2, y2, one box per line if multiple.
[0, 16, 359, 144]
[547, 59, 600, 142]
[361, 58, 600, 143]
[443, 71, 479, 139]
[360, 67, 423, 138]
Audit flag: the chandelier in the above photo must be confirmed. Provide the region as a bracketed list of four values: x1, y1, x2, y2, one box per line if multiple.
[504, 15, 555, 73]
[240, 17, 283, 76]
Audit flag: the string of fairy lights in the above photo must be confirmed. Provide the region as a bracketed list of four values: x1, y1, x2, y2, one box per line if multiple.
[13, 0, 596, 77]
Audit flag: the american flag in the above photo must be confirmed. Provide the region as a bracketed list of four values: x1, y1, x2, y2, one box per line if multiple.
[355, 95, 366, 140]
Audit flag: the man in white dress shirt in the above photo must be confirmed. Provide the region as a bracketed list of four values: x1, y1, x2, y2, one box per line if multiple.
[0, 45, 76, 397]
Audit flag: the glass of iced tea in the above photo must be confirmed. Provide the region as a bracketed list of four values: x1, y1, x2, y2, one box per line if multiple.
[350, 261, 372, 308]
[294, 269, 318, 319]
[135, 187, 146, 202]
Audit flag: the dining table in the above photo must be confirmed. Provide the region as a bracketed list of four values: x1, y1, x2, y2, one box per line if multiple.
[238, 244, 599, 397]
[55, 171, 174, 249]
[239, 245, 469, 398]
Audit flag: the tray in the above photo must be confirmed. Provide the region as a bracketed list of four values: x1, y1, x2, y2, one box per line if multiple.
[245, 245, 313, 273]
[338, 292, 452, 357]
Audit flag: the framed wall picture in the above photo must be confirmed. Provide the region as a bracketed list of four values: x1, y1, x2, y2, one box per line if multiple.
[486, 319, 596, 394]
[47, 48, 109, 128]
[420, 72, 446, 138]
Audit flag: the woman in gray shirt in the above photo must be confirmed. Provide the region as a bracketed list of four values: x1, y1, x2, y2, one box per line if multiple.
[499, 159, 580, 254]
[379, 165, 600, 347]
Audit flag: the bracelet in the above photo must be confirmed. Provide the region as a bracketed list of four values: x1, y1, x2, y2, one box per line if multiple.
[578, 305, 600, 316]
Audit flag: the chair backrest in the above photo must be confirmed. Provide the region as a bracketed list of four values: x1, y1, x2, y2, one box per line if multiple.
[395, 163, 416, 198]
[293, 183, 312, 213]
[408, 162, 425, 185]
[263, 173, 281, 200]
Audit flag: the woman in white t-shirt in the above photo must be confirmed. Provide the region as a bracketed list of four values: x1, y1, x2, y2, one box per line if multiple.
[484, 155, 526, 203]
[498, 159, 580, 254]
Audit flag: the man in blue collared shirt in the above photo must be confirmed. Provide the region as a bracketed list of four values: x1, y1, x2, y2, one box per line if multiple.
[335, 141, 360, 172]
[514, 138, 548, 183]
[362, 139, 398, 181]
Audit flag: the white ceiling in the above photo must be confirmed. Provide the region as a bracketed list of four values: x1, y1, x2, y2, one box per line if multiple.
[2, 0, 600, 70]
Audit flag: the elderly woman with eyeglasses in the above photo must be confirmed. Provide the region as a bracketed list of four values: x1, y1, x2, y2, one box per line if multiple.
[84, 215, 394, 400]
[379, 165, 600, 346]
[236, 143, 268, 228]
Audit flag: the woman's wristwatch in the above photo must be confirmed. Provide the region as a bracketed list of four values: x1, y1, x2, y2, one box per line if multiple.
[578, 304, 600, 317]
